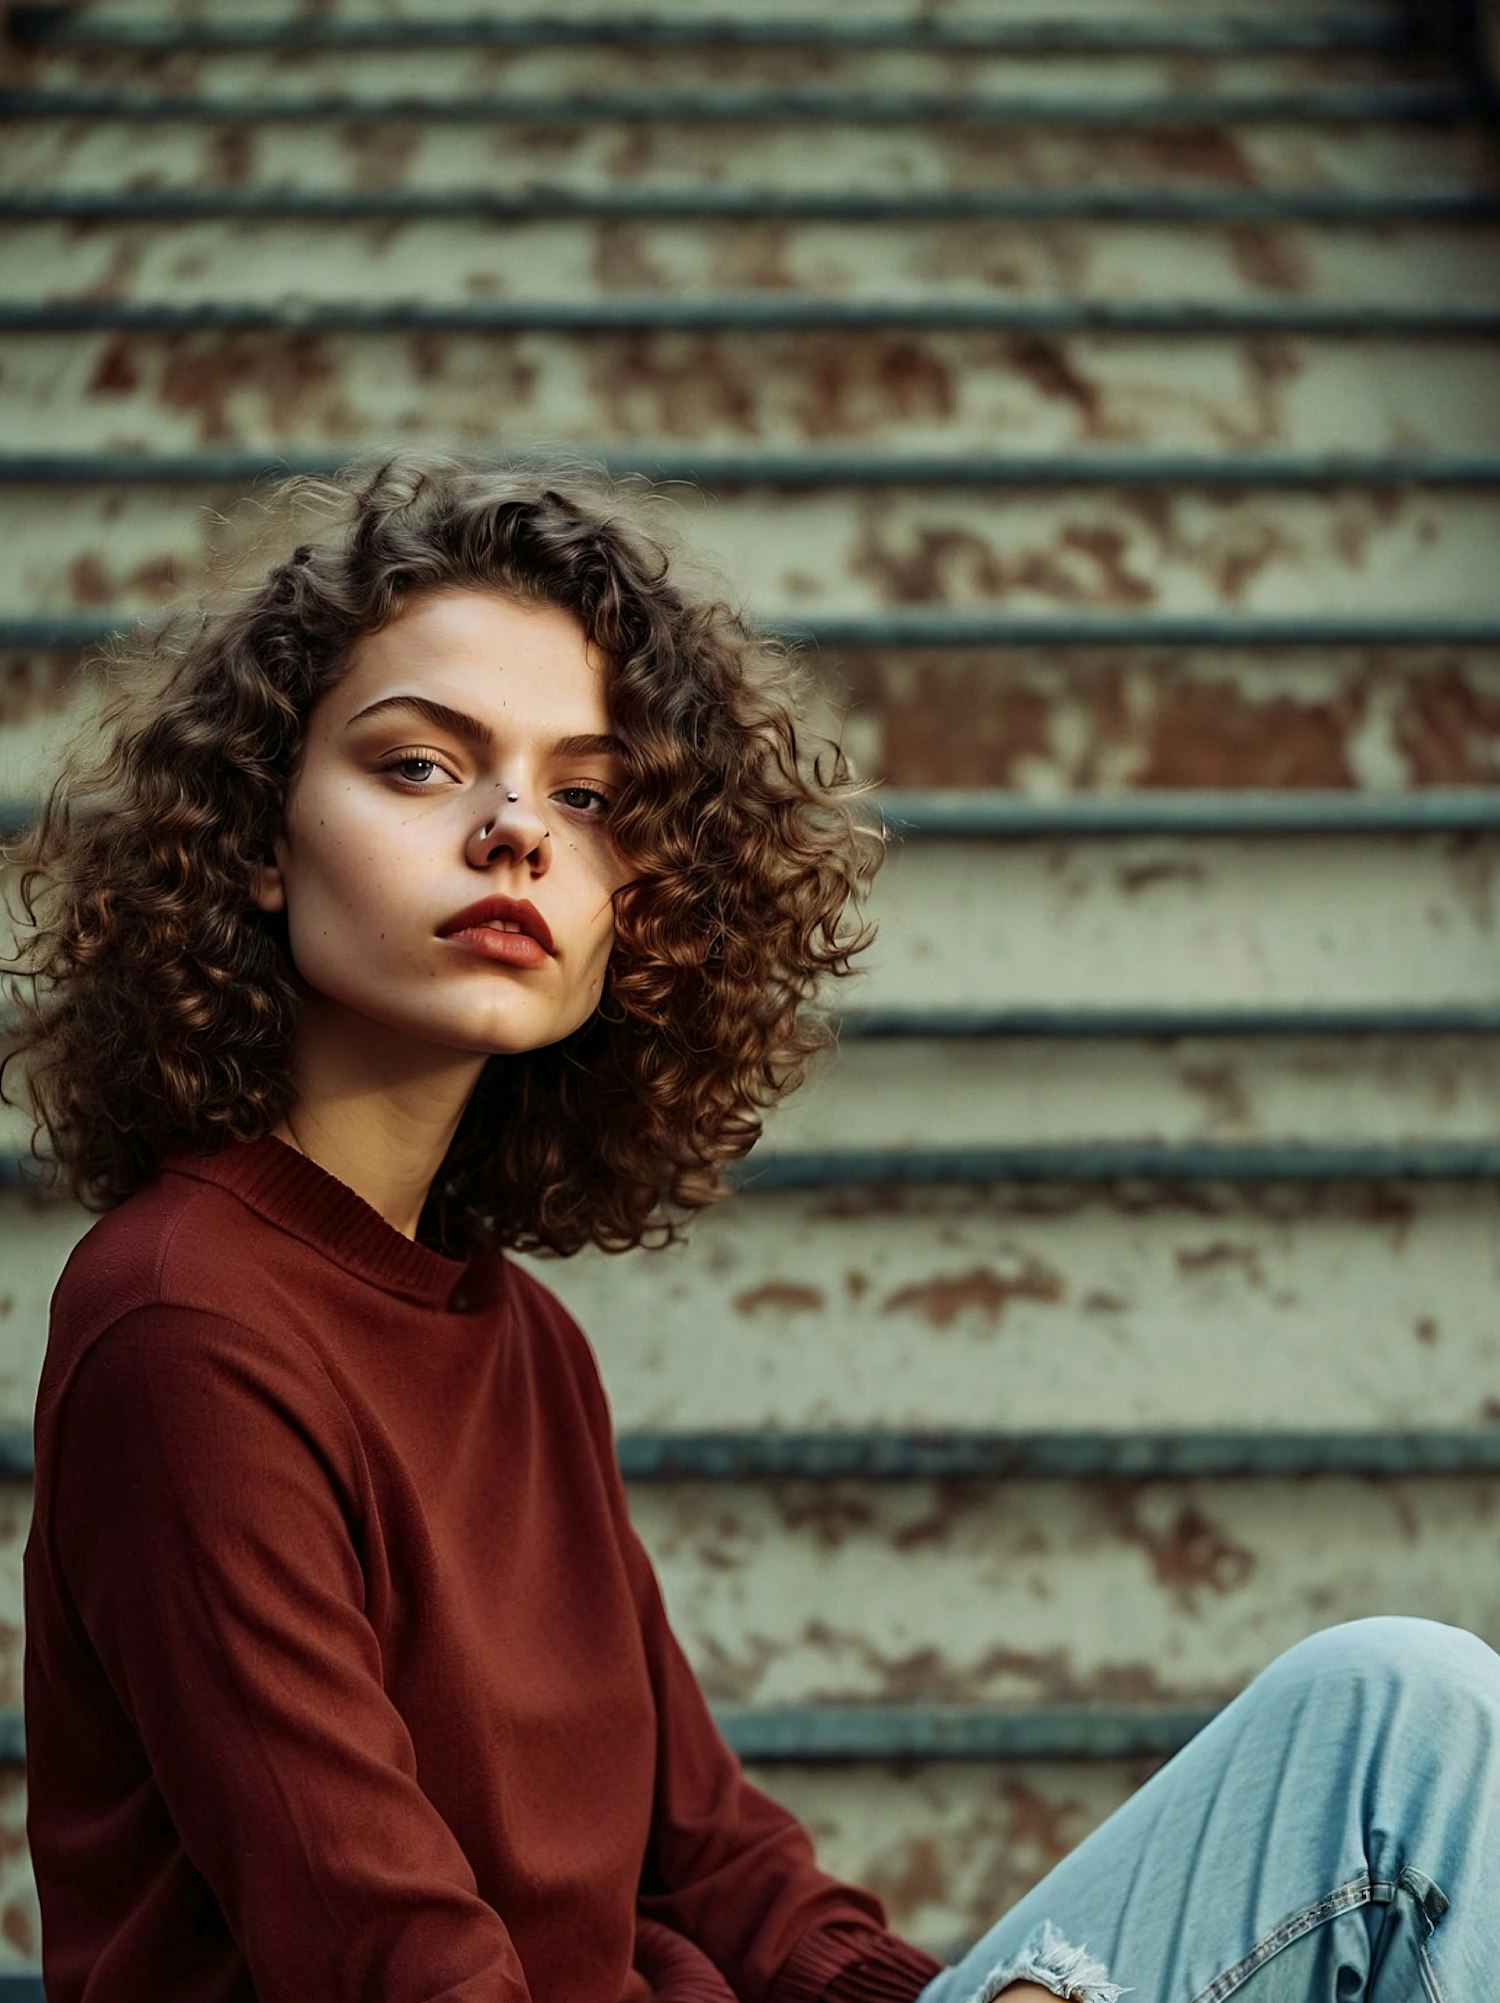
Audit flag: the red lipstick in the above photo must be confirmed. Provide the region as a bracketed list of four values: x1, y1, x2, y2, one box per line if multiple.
[437, 895, 555, 968]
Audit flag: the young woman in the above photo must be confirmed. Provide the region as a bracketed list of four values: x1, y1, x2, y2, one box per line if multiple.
[8, 455, 1499, 2003]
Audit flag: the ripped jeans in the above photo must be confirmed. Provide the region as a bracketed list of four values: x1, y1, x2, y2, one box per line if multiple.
[912, 1616, 1500, 2003]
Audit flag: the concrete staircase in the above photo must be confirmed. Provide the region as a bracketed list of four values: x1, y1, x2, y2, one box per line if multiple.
[2, 0, 1500, 1982]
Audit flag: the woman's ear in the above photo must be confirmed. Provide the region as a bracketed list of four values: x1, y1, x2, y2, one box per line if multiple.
[251, 854, 286, 914]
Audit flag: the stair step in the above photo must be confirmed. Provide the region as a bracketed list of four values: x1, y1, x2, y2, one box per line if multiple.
[7, 640, 1500, 799]
[6, 47, 1441, 104]
[5, 486, 1499, 628]
[7, 7, 1417, 56]
[874, 788, 1500, 833]
[9, 216, 1500, 315]
[763, 1033, 1500, 1154]
[7, 117, 1486, 201]
[3, 1180, 1494, 1435]
[826, 644, 1500, 791]
[26, 810, 1499, 1009]
[0, 1464, 1494, 1716]
[5, 328, 1497, 461]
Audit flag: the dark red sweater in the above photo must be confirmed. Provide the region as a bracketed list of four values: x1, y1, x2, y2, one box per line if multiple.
[23, 1136, 945, 2003]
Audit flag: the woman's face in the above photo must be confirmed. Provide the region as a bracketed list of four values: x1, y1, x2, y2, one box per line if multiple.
[252, 587, 634, 1061]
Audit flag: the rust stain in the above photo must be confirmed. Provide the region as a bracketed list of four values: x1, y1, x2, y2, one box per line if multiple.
[1414, 1317, 1440, 1345]
[850, 520, 1155, 609]
[208, 126, 255, 189]
[1344, 1183, 1420, 1247]
[1115, 858, 1205, 893]
[0, 649, 85, 730]
[836, 652, 1054, 787]
[1058, 525, 1156, 606]
[592, 222, 672, 294]
[1135, 676, 1359, 789]
[1226, 224, 1313, 296]
[1224, 333, 1306, 448]
[1177, 1064, 1253, 1131]
[888, 1483, 992, 1554]
[788, 336, 956, 442]
[1133, 126, 1256, 188]
[1175, 1240, 1267, 1287]
[1116, 1497, 1257, 1611]
[71, 231, 147, 307]
[88, 338, 141, 396]
[337, 121, 423, 191]
[155, 332, 353, 445]
[1001, 334, 1108, 438]
[777, 1491, 879, 1552]
[867, 1836, 946, 1916]
[1443, 834, 1498, 931]
[0, 1902, 36, 1959]
[1210, 519, 1283, 603]
[603, 125, 658, 181]
[67, 552, 176, 609]
[590, 333, 757, 439]
[733, 1282, 825, 1316]
[1393, 662, 1500, 784]
[879, 1259, 1064, 1330]
[709, 222, 796, 292]
[818, 1633, 1181, 1708]
[1000, 1780, 1093, 1870]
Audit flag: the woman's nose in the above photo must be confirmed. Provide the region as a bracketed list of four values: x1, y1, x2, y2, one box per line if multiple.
[465, 789, 551, 868]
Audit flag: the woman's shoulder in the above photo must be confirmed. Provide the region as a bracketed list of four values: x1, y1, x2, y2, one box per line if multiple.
[503, 1258, 615, 1418]
[44, 1160, 304, 1395]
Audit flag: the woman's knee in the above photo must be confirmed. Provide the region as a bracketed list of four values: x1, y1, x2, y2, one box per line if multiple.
[1265, 1614, 1500, 1707]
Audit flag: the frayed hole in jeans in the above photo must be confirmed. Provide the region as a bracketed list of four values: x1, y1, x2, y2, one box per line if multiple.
[961, 1919, 1135, 2003]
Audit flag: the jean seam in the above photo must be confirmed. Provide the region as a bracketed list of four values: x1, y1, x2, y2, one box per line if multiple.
[1188, 1874, 1383, 2003]
[1417, 1942, 1448, 2003]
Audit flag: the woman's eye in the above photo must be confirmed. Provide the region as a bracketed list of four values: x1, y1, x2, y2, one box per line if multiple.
[383, 753, 449, 786]
[556, 785, 614, 816]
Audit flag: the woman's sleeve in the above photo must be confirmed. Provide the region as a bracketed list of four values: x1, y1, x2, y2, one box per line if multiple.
[550, 1307, 946, 2003]
[43, 1305, 531, 2003]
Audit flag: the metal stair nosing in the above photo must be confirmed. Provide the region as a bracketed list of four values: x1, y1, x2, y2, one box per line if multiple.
[5, 301, 1499, 337]
[7, 614, 1500, 654]
[0, 85, 1473, 125]
[8, 450, 1500, 490]
[6, 190, 1500, 223]
[3, 7, 1420, 56]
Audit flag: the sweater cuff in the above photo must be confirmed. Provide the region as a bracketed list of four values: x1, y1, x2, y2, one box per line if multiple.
[769, 1923, 947, 2003]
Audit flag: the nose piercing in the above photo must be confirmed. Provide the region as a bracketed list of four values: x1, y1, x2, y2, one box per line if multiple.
[507, 793, 518, 802]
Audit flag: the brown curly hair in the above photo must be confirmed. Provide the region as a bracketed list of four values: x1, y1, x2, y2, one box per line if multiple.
[2, 452, 884, 1256]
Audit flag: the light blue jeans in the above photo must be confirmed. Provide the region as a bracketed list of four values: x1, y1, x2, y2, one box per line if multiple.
[913, 1617, 1500, 2003]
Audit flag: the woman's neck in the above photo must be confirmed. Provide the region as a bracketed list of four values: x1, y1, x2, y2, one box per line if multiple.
[275, 999, 489, 1240]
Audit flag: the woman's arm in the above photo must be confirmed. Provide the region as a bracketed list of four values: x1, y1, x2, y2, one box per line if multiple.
[547, 1301, 945, 2003]
[32, 1304, 532, 2003]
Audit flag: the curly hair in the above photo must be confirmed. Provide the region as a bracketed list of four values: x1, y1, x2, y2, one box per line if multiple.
[2, 452, 884, 1256]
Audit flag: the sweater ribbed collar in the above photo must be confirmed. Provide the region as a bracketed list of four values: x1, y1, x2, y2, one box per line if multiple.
[163, 1134, 497, 1313]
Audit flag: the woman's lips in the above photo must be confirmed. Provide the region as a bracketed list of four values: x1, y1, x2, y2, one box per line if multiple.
[436, 895, 554, 970]
[442, 925, 551, 970]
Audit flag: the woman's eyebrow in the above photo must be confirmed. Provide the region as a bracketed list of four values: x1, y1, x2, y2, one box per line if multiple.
[344, 694, 626, 761]
[345, 694, 493, 750]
